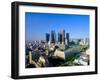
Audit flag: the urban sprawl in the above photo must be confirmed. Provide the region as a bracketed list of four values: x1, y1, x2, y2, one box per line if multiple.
[25, 29, 89, 68]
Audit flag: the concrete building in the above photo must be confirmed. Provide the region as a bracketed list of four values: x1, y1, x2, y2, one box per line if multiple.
[79, 38, 89, 45]
[53, 50, 65, 60]
[61, 29, 65, 44]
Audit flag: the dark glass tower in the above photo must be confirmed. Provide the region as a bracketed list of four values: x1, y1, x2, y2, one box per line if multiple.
[58, 32, 63, 44]
[51, 30, 56, 43]
[46, 33, 50, 43]
[58, 33, 60, 43]
[66, 33, 69, 45]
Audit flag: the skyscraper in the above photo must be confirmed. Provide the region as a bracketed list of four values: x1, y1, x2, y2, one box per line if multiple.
[51, 30, 56, 43]
[58, 32, 60, 43]
[46, 33, 50, 43]
[59, 33, 62, 44]
[61, 29, 65, 44]
[65, 33, 69, 45]
[58, 32, 63, 44]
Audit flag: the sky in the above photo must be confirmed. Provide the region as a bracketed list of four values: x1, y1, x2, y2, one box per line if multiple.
[25, 12, 89, 41]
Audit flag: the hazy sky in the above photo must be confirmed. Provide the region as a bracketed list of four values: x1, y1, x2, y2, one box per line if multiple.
[25, 12, 89, 41]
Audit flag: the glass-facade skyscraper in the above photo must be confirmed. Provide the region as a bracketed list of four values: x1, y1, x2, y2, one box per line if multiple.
[46, 33, 50, 43]
[58, 33, 60, 43]
[66, 33, 69, 45]
[58, 32, 62, 44]
[51, 30, 56, 43]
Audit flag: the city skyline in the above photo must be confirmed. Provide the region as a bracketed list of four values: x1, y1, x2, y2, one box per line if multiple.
[25, 12, 89, 41]
[45, 30, 69, 44]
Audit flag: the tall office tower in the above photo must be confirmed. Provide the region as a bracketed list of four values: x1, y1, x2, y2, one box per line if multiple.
[65, 33, 69, 45]
[51, 30, 56, 43]
[59, 33, 62, 44]
[46, 33, 50, 43]
[61, 29, 65, 44]
[58, 32, 60, 43]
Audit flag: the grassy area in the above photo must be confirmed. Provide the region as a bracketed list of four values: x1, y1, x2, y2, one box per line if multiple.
[60, 53, 80, 66]
[66, 54, 79, 61]
[48, 53, 80, 66]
